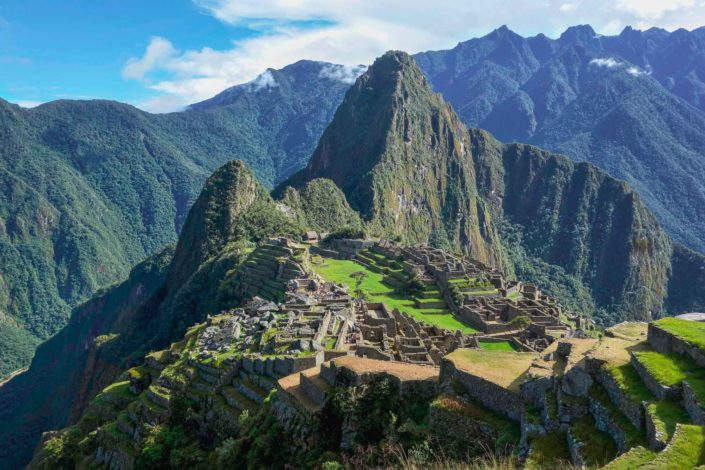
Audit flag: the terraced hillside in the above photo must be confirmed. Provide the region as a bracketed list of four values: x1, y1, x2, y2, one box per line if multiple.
[311, 246, 476, 333]
[28, 266, 705, 470]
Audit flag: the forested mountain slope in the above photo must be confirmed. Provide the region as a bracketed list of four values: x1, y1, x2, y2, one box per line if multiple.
[0, 60, 351, 376]
[3, 51, 705, 469]
[0, 160, 353, 468]
[415, 25, 705, 253]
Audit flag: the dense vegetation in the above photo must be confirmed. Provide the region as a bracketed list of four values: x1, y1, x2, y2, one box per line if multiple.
[3, 48, 705, 469]
[0, 60, 350, 376]
[0, 160, 356, 468]
[415, 25, 705, 253]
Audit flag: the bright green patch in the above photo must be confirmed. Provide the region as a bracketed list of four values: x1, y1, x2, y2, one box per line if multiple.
[634, 350, 705, 403]
[606, 363, 654, 403]
[641, 424, 705, 469]
[478, 340, 518, 352]
[646, 401, 691, 442]
[633, 351, 701, 387]
[312, 257, 478, 333]
[653, 318, 705, 353]
[101, 381, 133, 397]
[603, 446, 657, 470]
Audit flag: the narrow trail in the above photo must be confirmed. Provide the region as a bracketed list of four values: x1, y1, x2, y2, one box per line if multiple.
[0, 367, 27, 388]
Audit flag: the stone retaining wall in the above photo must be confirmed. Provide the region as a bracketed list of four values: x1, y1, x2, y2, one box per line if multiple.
[682, 381, 705, 425]
[566, 429, 586, 468]
[589, 397, 628, 452]
[595, 368, 644, 429]
[648, 323, 705, 368]
[630, 353, 680, 400]
[644, 404, 668, 451]
[299, 373, 327, 406]
[440, 358, 525, 421]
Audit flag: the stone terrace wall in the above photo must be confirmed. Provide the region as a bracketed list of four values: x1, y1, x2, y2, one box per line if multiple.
[648, 323, 705, 368]
[439, 358, 525, 421]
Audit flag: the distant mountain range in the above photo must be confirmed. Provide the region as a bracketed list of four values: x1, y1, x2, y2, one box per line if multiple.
[2, 25, 705, 380]
[416, 25, 705, 253]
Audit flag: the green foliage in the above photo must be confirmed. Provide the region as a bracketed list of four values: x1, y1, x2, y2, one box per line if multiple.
[279, 179, 363, 233]
[0, 60, 349, 375]
[137, 425, 205, 469]
[324, 225, 366, 241]
[507, 315, 531, 329]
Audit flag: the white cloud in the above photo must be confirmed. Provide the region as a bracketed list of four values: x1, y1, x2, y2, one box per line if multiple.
[590, 57, 620, 68]
[123, 36, 176, 80]
[248, 70, 278, 90]
[590, 57, 649, 77]
[615, 0, 695, 20]
[318, 64, 367, 84]
[126, 0, 705, 112]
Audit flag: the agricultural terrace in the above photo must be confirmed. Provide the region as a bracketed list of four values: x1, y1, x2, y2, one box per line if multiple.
[311, 256, 479, 333]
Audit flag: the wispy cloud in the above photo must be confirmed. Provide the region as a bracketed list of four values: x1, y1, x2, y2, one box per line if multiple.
[615, 0, 696, 20]
[123, 36, 176, 80]
[590, 57, 620, 68]
[590, 57, 649, 77]
[126, 0, 705, 112]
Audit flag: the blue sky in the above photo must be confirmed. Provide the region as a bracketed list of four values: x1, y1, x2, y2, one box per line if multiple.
[2, 0, 704, 112]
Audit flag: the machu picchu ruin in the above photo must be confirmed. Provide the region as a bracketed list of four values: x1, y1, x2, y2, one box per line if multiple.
[36, 235, 705, 469]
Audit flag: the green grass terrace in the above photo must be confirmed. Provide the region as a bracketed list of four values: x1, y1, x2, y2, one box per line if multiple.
[653, 317, 705, 353]
[311, 256, 479, 333]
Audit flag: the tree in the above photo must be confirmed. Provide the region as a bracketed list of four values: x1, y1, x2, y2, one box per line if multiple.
[350, 271, 368, 300]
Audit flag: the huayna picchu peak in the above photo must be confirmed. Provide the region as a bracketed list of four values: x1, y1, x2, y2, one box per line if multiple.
[3, 18, 705, 470]
[280, 50, 502, 267]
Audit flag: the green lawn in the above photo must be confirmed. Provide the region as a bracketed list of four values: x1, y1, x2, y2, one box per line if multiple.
[646, 401, 691, 442]
[653, 318, 705, 353]
[312, 258, 478, 333]
[606, 363, 655, 403]
[634, 351, 705, 402]
[478, 340, 518, 352]
[633, 351, 701, 386]
[641, 424, 705, 469]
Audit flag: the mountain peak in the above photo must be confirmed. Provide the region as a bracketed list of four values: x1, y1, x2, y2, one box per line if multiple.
[278, 51, 501, 265]
[559, 24, 598, 45]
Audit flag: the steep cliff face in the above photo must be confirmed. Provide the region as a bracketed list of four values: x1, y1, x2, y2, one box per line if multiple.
[278, 51, 697, 322]
[469, 128, 673, 321]
[0, 248, 173, 470]
[281, 51, 503, 267]
[415, 25, 705, 254]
